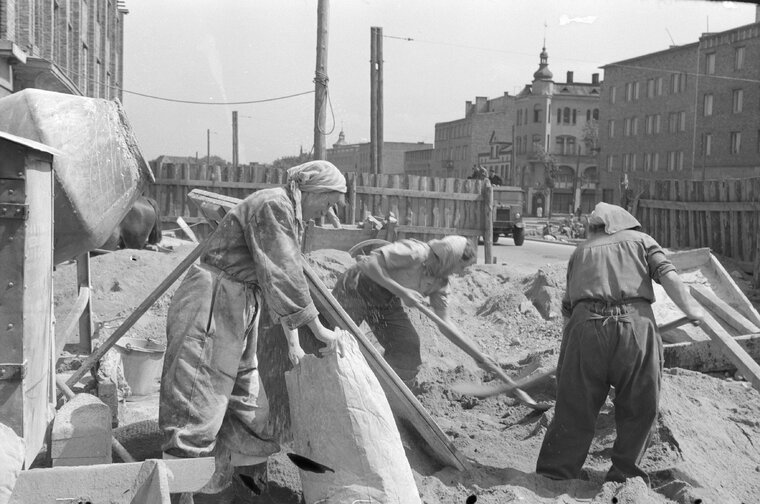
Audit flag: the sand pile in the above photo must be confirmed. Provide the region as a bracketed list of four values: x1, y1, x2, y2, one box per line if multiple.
[51, 240, 760, 503]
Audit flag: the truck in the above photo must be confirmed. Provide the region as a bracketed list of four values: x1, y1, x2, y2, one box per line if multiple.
[491, 185, 526, 246]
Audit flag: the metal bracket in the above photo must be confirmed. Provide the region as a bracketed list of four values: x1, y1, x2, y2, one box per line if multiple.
[0, 203, 27, 220]
[0, 362, 26, 381]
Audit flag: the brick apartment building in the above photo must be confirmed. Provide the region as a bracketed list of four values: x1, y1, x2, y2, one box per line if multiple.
[514, 46, 601, 216]
[431, 93, 515, 179]
[599, 8, 760, 203]
[326, 128, 431, 175]
[0, 0, 127, 99]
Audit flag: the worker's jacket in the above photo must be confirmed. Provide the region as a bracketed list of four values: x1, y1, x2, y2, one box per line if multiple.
[201, 187, 318, 330]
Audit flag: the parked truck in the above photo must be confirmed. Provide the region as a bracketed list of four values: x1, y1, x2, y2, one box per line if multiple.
[492, 185, 525, 246]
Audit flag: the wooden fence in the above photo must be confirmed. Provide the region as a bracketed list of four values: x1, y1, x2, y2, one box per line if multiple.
[632, 176, 760, 280]
[145, 161, 495, 261]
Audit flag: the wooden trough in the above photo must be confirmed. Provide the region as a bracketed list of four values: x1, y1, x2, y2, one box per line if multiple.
[658, 248, 760, 387]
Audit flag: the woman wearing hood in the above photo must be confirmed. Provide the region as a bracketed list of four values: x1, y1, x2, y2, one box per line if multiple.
[536, 202, 704, 483]
[332, 235, 477, 386]
[159, 160, 347, 498]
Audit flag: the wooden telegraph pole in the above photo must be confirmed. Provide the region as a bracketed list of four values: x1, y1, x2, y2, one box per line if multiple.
[370, 26, 384, 174]
[232, 111, 239, 171]
[313, 0, 329, 160]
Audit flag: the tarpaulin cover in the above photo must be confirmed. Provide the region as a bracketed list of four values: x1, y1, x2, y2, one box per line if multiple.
[0, 89, 154, 264]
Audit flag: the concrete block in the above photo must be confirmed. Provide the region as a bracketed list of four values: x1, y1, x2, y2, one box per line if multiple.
[51, 393, 112, 466]
[97, 378, 121, 428]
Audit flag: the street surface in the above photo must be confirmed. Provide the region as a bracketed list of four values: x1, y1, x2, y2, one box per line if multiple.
[478, 237, 575, 275]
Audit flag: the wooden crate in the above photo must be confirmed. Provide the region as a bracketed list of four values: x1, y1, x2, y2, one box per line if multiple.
[0, 132, 57, 466]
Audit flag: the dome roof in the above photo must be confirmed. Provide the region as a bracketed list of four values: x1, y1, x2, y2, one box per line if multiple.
[532, 46, 553, 81]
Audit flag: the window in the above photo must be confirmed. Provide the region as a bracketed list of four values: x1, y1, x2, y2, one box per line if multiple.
[647, 79, 655, 98]
[653, 152, 659, 171]
[631, 153, 637, 171]
[703, 133, 712, 156]
[656, 77, 663, 96]
[644, 152, 652, 171]
[670, 72, 687, 94]
[706, 53, 716, 75]
[532, 134, 541, 147]
[534, 105, 542, 123]
[645, 115, 654, 135]
[703, 94, 713, 116]
[556, 109, 561, 124]
[632, 117, 639, 136]
[606, 154, 615, 172]
[610, 86, 616, 104]
[586, 110, 591, 122]
[517, 109, 522, 126]
[679, 111, 686, 132]
[668, 151, 676, 171]
[593, 108, 599, 120]
[572, 109, 577, 125]
[563, 107, 571, 124]
[624, 118, 631, 137]
[668, 112, 678, 133]
[625, 82, 633, 101]
[735, 46, 745, 71]
[733, 89, 744, 113]
[677, 151, 683, 171]
[634, 81, 640, 100]
[731, 131, 741, 154]
[654, 114, 661, 133]
[608, 120, 615, 138]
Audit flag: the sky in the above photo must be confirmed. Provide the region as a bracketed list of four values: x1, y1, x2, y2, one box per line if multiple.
[121, 0, 757, 165]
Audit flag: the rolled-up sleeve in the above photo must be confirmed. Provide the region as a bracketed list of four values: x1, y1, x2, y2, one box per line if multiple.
[247, 198, 318, 329]
[644, 235, 677, 284]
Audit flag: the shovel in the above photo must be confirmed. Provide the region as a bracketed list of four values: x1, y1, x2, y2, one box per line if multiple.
[452, 315, 695, 399]
[413, 301, 552, 411]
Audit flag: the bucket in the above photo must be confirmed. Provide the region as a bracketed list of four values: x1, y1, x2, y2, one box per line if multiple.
[114, 337, 166, 397]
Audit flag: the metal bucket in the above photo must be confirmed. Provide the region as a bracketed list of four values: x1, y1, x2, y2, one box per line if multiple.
[0, 89, 154, 264]
[114, 337, 166, 397]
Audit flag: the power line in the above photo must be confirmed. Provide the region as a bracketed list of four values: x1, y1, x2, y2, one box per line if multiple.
[121, 88, 315, 105]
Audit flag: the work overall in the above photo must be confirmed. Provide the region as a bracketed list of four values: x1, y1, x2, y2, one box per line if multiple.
[332, 272, 422, 383]
[159, 263, 279, 461]
[536, 298, 662, 483]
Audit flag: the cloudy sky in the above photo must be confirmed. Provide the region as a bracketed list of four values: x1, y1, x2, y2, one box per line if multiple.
[121, 0, 756, 164]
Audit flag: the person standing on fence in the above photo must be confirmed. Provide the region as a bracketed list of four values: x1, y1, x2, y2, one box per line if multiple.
[332, 235, 476, 386]
[536, 202, 704, 483]
[159, 160, 347, 499]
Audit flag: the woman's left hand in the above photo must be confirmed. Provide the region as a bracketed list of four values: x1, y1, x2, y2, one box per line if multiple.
[314, 327, 345, 358]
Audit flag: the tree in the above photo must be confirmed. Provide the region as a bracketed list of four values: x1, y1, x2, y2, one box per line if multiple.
[581, 119, 599, 153]
[532, 142, 558, 218]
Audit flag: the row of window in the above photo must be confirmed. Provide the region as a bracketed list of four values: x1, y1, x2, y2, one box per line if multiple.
[610, 73, 688, 104]
[435, 123, 472, 141]
[607, 152, 685, 172]
[516, 107, 599, 126]
[606, 129, 758, 171]
[704, 46, 745, 75]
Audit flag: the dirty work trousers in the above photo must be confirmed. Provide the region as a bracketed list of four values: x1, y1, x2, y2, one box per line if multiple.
[536, 299, 662, 483]
[159, 264, 279, 460]
[332, 273, 422, 383]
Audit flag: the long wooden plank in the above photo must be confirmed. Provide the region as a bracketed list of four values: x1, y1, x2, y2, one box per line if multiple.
[664, 333, 760, 372]
[696, 312, 760, 391]
[689, 284, 760, 335]
[638, 198, 760, 212]
[188, 190, 470, 471]
[708, 254, 760, 327]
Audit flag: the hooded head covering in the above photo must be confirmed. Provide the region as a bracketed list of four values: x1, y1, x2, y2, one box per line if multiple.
[427, 235, 473, 276]
[286, 160, 347, 222]
[588, 202, 641, 234]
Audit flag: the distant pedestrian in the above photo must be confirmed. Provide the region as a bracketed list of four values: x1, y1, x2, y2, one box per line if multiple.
[488, 168, 503, 186]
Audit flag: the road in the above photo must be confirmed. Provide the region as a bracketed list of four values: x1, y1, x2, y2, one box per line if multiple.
[478, 237, 575, 275]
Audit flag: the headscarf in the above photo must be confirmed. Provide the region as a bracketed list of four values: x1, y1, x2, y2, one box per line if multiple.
[588, 202, 641, 234]
[427, 235, 471, 276]
[286, 160, 347, 222]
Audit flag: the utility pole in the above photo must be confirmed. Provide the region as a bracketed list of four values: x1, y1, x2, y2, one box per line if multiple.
[232, 111, 238, 171]
[370, 26, 384, 174]
[313, 0, 329, 160]
[206, 129, 210, 169]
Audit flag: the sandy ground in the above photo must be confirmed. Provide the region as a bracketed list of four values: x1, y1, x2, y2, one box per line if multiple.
[52, 237, 760, 503]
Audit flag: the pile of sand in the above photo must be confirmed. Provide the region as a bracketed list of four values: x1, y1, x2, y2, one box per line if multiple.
[51, 240, 760, 503]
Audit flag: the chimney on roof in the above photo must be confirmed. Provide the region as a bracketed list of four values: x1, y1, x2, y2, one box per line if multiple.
[592, 73, 599, 85]
[566, 71, 573, 83]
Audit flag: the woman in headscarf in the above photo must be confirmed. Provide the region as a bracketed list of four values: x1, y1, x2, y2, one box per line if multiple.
[332, 235, 477, 386]
[536, 202, 704, 484]
[159, 160, 347, 497]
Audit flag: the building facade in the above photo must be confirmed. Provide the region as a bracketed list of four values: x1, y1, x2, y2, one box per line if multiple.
[0, 0, 127, 99]
[514, 46, 602, 216]
[325, 129, 432, 175]
[599, 10, 760, 203]
[433, 93, 515, 179]
[476, 130, 512, 183]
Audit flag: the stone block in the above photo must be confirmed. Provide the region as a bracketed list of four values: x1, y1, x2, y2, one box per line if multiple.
[51, 393, 112, 466]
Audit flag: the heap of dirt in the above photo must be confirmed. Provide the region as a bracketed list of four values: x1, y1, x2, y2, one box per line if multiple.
[51, 241, 760, 503]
